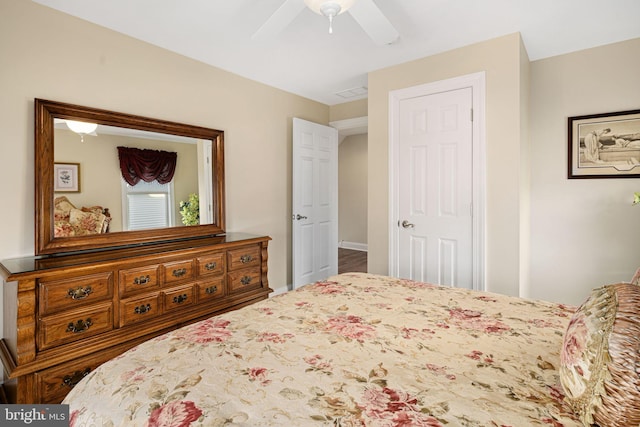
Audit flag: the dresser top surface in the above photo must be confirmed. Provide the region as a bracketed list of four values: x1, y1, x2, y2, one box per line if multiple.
[0, 233, 270, 280]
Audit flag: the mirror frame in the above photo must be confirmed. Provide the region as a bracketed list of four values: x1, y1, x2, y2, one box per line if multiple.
[35, 98, 225, 255]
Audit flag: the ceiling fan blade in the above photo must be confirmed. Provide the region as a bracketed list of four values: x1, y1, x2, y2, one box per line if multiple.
[252, 0, 306, 39]
[348, 0, 399, 45]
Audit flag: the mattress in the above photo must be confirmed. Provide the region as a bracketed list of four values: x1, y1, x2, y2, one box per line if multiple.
[63, 273, 581, 426]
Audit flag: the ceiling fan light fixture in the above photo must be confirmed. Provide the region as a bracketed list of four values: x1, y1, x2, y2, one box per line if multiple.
[304, 0, 355, 16]
[320, 2, 341, 17]
[304, 0, 356, 34]
[65, 119, 98, 142]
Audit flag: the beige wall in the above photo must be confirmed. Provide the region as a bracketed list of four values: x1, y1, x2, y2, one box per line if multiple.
[367, 34, 640, 305]
[529, 37, 640, 305]
[330, 99, 368, 121]
[338, 134, 368, 247]
[0, 0, 328, 315]
[368, 33, 526, 297]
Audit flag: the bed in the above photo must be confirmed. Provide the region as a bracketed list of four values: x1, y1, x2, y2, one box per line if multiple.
[62, 273, 638, 426]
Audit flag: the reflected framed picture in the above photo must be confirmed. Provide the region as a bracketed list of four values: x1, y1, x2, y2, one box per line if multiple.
[54, 162, 80, 192]
[568, 108, 640, 178]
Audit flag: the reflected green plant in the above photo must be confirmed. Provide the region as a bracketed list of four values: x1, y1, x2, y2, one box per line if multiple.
[179, 193, 200, 226]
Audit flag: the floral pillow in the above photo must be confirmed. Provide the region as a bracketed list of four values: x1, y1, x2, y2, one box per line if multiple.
[53, 220, 75, 237]
[82, 206, 111, 233]
[69, 208, 106, 235]
[54, 196, 76, 222]
[559, 283, 640, 426]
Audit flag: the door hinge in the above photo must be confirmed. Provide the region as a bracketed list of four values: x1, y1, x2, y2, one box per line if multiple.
[470, 108, 474, 122]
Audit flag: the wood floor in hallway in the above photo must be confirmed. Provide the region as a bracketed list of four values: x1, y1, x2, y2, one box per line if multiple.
[338, 248, 367, 274]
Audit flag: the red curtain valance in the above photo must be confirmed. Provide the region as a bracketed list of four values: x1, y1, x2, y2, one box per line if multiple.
[117, 146, 177, 186]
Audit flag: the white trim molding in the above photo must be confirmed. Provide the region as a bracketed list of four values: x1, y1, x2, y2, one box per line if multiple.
[330, 116, 368, 143]
[338, 241, 368, 252]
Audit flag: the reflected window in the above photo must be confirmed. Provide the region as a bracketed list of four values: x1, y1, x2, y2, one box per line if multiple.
[122, 180, 174, 230]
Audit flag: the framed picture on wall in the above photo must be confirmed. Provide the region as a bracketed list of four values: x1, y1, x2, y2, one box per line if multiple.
[54, 162, 81, 192]
[568, 108, 640, 178]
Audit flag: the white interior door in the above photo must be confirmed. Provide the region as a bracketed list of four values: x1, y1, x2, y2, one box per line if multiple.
[292, 118, 338, 288]
[390, 73, 485, 291]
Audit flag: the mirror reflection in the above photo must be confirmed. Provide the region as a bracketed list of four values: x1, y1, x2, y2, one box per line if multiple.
[53, 120, 213, 236]
[35, 99, 225, 255]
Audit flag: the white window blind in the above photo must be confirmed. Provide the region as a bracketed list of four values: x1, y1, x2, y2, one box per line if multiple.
[122, 180, 174, 231]
[127, 194, 168, 230]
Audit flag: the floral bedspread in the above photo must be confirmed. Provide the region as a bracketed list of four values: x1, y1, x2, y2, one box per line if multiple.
[63, 273, 582, 426]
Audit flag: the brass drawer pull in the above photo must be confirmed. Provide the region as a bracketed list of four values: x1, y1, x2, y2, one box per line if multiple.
[134, 304, 151, 314]
[63, 367, 91, 388]
[67, 285, 93, 300]
[133, 275, 150, 285]
[172, 268, 187, 277]
[204, 262, 217, 270]
[66, 318, 93, 333]
[205, 285, 218, 294]
[240, 254, 253, 264]
[173, 294, 188, 304]
[240, 276, 252, 285]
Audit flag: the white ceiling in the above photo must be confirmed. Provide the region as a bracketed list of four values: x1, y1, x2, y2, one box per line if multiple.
[33, 0, 640, 105]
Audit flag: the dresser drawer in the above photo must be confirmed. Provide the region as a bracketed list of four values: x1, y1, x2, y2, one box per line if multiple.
[163, 284, 196, 312]
[197, 277, 225, 303]
[120, 265, 160, 296]
[36, 359, 102, 403]
[197, 252, 225, 277]
[162, 259, 195, 286]
[35, 342, 128, 403]
[39, 272, 114, 316]
[38, 302, 114, 351]
[228, 267, 262, 294]
[227, 245, 261, 271]
[119, 294, 162, 327]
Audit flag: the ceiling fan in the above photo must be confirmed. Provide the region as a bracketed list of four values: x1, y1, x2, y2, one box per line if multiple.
[253, 0, 399, 45]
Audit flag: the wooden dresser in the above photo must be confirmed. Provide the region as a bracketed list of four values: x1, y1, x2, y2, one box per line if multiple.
[0, 233, 271, 404]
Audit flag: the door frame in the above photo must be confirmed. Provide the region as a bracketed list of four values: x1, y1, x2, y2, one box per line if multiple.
[388, 72, 486, 291]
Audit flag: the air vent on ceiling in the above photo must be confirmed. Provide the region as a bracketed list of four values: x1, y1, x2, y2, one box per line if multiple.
[335, 86, 368, 99]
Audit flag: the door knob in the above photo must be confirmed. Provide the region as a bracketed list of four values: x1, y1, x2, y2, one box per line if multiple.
[401, 220, 414, 229]
[296, 214, 308, 220]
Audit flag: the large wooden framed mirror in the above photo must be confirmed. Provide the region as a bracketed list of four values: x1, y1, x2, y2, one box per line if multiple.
[35, 99, 225, 255]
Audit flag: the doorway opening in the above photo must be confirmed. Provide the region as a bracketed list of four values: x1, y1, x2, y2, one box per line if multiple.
[331, 116, 368, 275]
